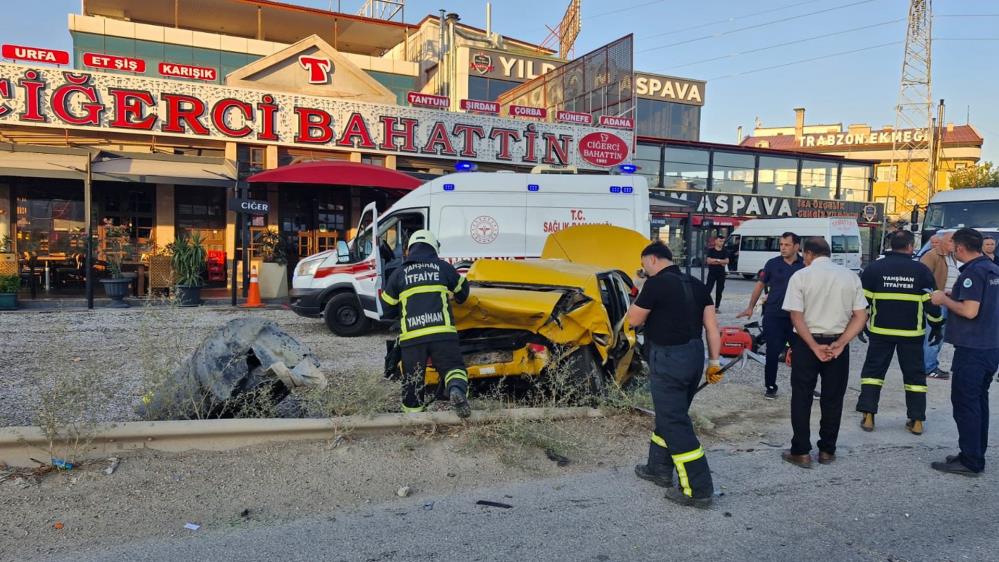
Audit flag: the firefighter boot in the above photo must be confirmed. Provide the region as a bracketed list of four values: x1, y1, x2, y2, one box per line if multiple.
[861, 413, 875, 432]
[449, 387, 471, 419]
[906, 419, 924, 435]
[635, 441, 673, 488]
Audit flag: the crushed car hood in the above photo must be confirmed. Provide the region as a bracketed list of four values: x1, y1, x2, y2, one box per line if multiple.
[454, 286, 607, 346]
[541, 224, 649, 282]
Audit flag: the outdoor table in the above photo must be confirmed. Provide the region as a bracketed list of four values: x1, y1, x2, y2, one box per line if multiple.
[35, 255, 69, 292]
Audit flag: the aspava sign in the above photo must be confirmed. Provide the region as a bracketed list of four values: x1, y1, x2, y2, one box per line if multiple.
[634, 73, 705, 106]
[0, 63, 633, 169]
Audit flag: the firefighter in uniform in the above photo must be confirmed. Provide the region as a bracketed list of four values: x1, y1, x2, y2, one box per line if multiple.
[627, 242, 723, 509]
[856, 230, 943, 434]
[380, 230, 472, 418]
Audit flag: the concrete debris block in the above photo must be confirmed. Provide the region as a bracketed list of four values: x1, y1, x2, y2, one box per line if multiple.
[137, 318, 327, 420]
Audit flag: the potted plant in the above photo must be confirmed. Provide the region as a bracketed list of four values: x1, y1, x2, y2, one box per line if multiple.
[99, 219, 132, 308]
[172, 232, 206, 307]
[256, 229, 288, 299]
[0, 274, 18, 310]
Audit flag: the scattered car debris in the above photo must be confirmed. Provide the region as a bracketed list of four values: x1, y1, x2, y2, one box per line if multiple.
[50, 458, 74, 471]
[103, 457, 120, 476]
[476, 500, 513, 509]
[53, 522, 64, 530]
[137, 318, 327, 420]
[184, 523, 201, 531]
[397, 486, 411, 498]
[240, 509, 251, 519]
[423, 502, 435, 511]
[545, 449, 571, 467]
[632, 406, 655, 417]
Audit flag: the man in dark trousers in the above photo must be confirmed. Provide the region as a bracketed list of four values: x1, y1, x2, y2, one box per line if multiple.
[738, 232, 804, 399]
[704, 237, 729, 310]
[627, 242, 723, 508]
[781, 237, 868, 468]
[929, 228, 999, 476]
[856, 230, 943, 435]
[380, 230, 472, 418]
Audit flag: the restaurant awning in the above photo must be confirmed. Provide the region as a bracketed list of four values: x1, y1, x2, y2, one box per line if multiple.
[246, 160, 422, 190]
[92, 154, 237, 187]
[0, 145, 91, 180]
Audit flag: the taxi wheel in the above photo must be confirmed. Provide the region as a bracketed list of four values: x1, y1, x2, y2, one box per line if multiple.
[564, 347, 607, 400]
[324, 293, 371, 337]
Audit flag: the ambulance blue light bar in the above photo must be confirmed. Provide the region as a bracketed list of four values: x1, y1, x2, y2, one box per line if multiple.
[610, 186, 622, 193]
[443, 183, 455, 191]
[622, 186, 634, 194]
[618, 163, 637, 174]
[455, 161, 478, 172]
[527, 184, 540, 192]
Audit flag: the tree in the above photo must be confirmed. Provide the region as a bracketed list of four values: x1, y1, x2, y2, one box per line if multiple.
[949, 161, 999, 189]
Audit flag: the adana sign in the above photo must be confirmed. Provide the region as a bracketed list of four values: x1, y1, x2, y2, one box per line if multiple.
[0, 63, 634, 170]
[654, 190, 884, 225]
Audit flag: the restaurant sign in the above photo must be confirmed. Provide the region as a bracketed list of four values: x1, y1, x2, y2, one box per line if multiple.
[654, 190, 884, 224]
[0, 63, 633, 169]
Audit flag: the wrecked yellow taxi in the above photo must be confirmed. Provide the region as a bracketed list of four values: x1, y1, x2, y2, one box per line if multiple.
[423, 225, 651, 392]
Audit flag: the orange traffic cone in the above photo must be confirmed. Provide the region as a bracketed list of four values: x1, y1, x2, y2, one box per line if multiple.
[241, 264, 264, 308]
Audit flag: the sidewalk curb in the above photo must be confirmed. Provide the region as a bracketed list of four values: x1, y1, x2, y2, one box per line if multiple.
[0, 407, 604, 467]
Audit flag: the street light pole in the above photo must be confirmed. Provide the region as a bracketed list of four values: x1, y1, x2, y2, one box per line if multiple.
[84, 155, 94, 310]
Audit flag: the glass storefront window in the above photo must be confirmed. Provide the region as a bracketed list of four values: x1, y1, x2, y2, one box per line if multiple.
[468, 76, 521, 101]
[663, 147, 709, 191]
[712, 152, 754, 194]
[14, 181, 85, 257]
[757, 156, 798, 197]
[635, 143, 662, 188]
[841, 164, 872, 202]
[801, 160, 838, 200]
[636, 99, 701, 141]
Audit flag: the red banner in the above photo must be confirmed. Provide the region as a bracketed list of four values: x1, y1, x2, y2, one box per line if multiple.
[158, 62, 217, 81]
[556, 110, 591, 125]
[578, 132, 628, 167]
[83, 53, 146, 73]
[598, 115, 634, 130]
[510, 105, 547, 119]
[1, 44, 69, 65]
[460, 99, 499, 114]
[408, 92, 449, 109]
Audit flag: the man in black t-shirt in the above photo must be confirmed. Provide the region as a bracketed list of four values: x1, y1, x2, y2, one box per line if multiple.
[704, 237, 729, 309]
[627, 242, 723, 509]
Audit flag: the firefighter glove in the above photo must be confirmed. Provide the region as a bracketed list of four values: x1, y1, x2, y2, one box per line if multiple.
[705, 359, 723, 384]
[928, 325, 943, 347]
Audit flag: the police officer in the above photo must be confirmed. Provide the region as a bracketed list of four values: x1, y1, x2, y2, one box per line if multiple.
[855, 230, 943, 435]
[627, 242, 723, 509]
[380, 230, 472, 418]
[738, 232, 805, 399]
[929, 228, 999, 476]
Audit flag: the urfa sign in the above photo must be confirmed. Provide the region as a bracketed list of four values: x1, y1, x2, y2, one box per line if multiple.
[299, 55, 334, 85]
[1, 45, 69, 65]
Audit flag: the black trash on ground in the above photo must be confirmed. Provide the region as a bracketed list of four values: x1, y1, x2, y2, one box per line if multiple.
[137, 318, 327, 420]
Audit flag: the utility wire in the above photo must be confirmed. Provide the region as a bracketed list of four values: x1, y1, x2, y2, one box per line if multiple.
[640, 0, 826, 39]
[668, 18, 904, 69]
[706, 41, 900, 81]
[585, 0, 667, 20]
[639, 0, 878, 53]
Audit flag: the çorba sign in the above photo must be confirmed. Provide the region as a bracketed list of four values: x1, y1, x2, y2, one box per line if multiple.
[0, 63, 633, 169]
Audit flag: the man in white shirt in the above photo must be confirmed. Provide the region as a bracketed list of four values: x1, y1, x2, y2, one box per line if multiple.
[780, 237, 868, 468]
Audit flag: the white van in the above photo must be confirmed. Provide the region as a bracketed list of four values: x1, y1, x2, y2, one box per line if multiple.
[290, 171, 651, 335]
[725, 217, 862, 278]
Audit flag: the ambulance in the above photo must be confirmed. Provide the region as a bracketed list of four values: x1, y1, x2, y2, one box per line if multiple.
[290, 170, 651, 335]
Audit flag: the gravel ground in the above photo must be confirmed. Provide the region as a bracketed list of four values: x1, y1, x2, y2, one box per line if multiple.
[0, 276, 955, 427]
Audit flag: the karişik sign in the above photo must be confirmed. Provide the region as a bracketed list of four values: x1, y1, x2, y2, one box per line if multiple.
[0, 63, 633, 170]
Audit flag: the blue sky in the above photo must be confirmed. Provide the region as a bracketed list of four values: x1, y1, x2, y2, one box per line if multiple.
[4, 0, 999, 160]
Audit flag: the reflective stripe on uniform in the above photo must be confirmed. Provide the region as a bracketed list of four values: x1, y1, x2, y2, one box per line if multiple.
[926, 312, 944, 323]
[401, 404, 426, 413]
[650, 432, 667, 449]
[444, 369, 468, 385]
[904, 384, 928, 393]
[381, 292, 399, 305]
[861, 378, 885, 387]
[454, 276, 466, 293]
[400, 284, 450, 300]
[399, 325, 458, 342]
[865, 290, 931, 336]
[671, 447, 705, 498]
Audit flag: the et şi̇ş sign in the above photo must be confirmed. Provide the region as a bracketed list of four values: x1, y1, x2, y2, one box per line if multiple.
[229, 198, 270, 215]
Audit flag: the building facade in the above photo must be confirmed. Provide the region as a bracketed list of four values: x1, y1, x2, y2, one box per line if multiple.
[742, 107, 984, 220]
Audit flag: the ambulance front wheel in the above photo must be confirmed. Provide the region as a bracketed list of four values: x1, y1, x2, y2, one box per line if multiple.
[324, 293, 371, 337]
